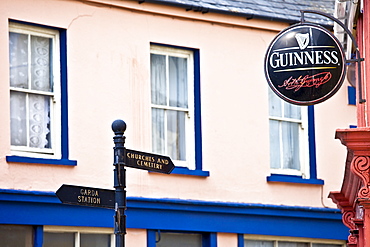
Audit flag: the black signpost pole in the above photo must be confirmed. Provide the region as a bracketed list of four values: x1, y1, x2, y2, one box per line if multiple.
[112, 119, 127, 247]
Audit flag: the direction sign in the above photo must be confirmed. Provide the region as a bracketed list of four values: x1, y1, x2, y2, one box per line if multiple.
[56, 184, 114, 208]
[125, 149, 175, 174]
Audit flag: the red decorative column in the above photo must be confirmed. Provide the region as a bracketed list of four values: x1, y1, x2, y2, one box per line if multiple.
[329, 128, 370, 246]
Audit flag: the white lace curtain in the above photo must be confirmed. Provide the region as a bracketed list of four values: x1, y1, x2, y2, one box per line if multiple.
[9, 32, 51, 149]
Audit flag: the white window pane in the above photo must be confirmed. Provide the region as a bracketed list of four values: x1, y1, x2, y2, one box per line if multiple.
[268, 87, 282, 117]
[81, 233, 111, 247]
[167, 110, 186, 161]
[31, 35, 52, 92]
[9, 32, 29, 88]
[0, 225, 33, 247]
[245, 240, 274, 247]
[282, 121, 300, 170]
[29, 94, 51, 148]
[43, 232, 74, 247]
[10, 91, 27, 146]
[151, 54, 167, 105]
[169, 56, 188, 108]
[279, 242, 309, 247]
[156, 233, 202, 247]
[152, 108, 165, 154]
[10, 92, 51, 149]
[269, 119, 281, 169]
[284, 101, 301, 120]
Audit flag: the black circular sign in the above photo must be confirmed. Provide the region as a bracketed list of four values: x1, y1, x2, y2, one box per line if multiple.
[264, 23, 346, 105]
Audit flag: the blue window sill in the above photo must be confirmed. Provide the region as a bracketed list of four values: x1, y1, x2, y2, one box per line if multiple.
[6, 155, 77, 166]
[172, 167, 209, 176]
[150, 166, 209, 177]
[267, 174, 324, 185]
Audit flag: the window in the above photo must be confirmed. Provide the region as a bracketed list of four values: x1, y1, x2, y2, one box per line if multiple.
[9, 22, 59, 156]
[147, 230, 216, 247]
[44, 232, 112, 247]
[44, 232, 74, 247]
[156, 232, 202, 247]
[0, 225, 33, 247]
[244, 239, 344, 247]
[268, 87, 309, 177]
[43, 227, 113, 247]
[7, 21, 75, 166]
[150, 45, 196, 169]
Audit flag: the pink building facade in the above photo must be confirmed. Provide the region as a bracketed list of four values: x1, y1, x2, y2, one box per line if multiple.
[0, 0, 356, 246]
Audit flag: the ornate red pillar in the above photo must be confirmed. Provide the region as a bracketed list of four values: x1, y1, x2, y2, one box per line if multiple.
[329, 128, 370, 246]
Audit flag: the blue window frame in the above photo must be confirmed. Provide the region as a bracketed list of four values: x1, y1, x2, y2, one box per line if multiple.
[6, 20, 76, 166]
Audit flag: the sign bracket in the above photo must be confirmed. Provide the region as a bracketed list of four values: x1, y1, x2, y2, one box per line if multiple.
[300, 10, 366, 103]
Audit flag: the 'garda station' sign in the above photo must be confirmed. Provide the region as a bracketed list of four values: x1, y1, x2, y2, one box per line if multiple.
[264, 23, 346, 105]
[56, 184, 114, 208]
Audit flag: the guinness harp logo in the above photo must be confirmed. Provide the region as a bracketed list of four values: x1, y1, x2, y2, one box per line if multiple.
[295, 33, 309, 50]
[264, 23, 346, 106]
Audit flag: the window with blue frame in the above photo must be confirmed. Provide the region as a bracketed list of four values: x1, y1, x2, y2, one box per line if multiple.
[7, 21, 76, 166]
[150, 44, 207, 176]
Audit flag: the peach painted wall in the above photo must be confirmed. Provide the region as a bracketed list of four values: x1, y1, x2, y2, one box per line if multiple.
[217, 233, 238, 247]
[0, 0, 356, 209]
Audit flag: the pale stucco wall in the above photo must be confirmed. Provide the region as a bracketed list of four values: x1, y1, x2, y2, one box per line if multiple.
[0, 0, 355, 210]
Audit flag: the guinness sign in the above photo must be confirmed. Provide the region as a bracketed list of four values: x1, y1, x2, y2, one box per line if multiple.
[264, 23, 346, 105]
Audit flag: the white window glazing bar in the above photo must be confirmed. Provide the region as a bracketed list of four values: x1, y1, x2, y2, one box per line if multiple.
[75, 232, 80, 247]
[26, 33, 31, 148]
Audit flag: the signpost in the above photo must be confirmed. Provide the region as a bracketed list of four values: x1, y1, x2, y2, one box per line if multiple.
[56, 119, 174, 247]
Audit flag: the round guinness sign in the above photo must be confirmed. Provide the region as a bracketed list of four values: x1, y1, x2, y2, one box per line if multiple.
[264, 23, 346, 105]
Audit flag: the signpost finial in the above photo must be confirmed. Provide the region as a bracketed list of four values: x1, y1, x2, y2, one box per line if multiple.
[112, 119, 127, 134]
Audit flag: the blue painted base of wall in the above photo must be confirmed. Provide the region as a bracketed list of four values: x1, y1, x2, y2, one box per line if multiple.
[0, 189, 348, 240]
